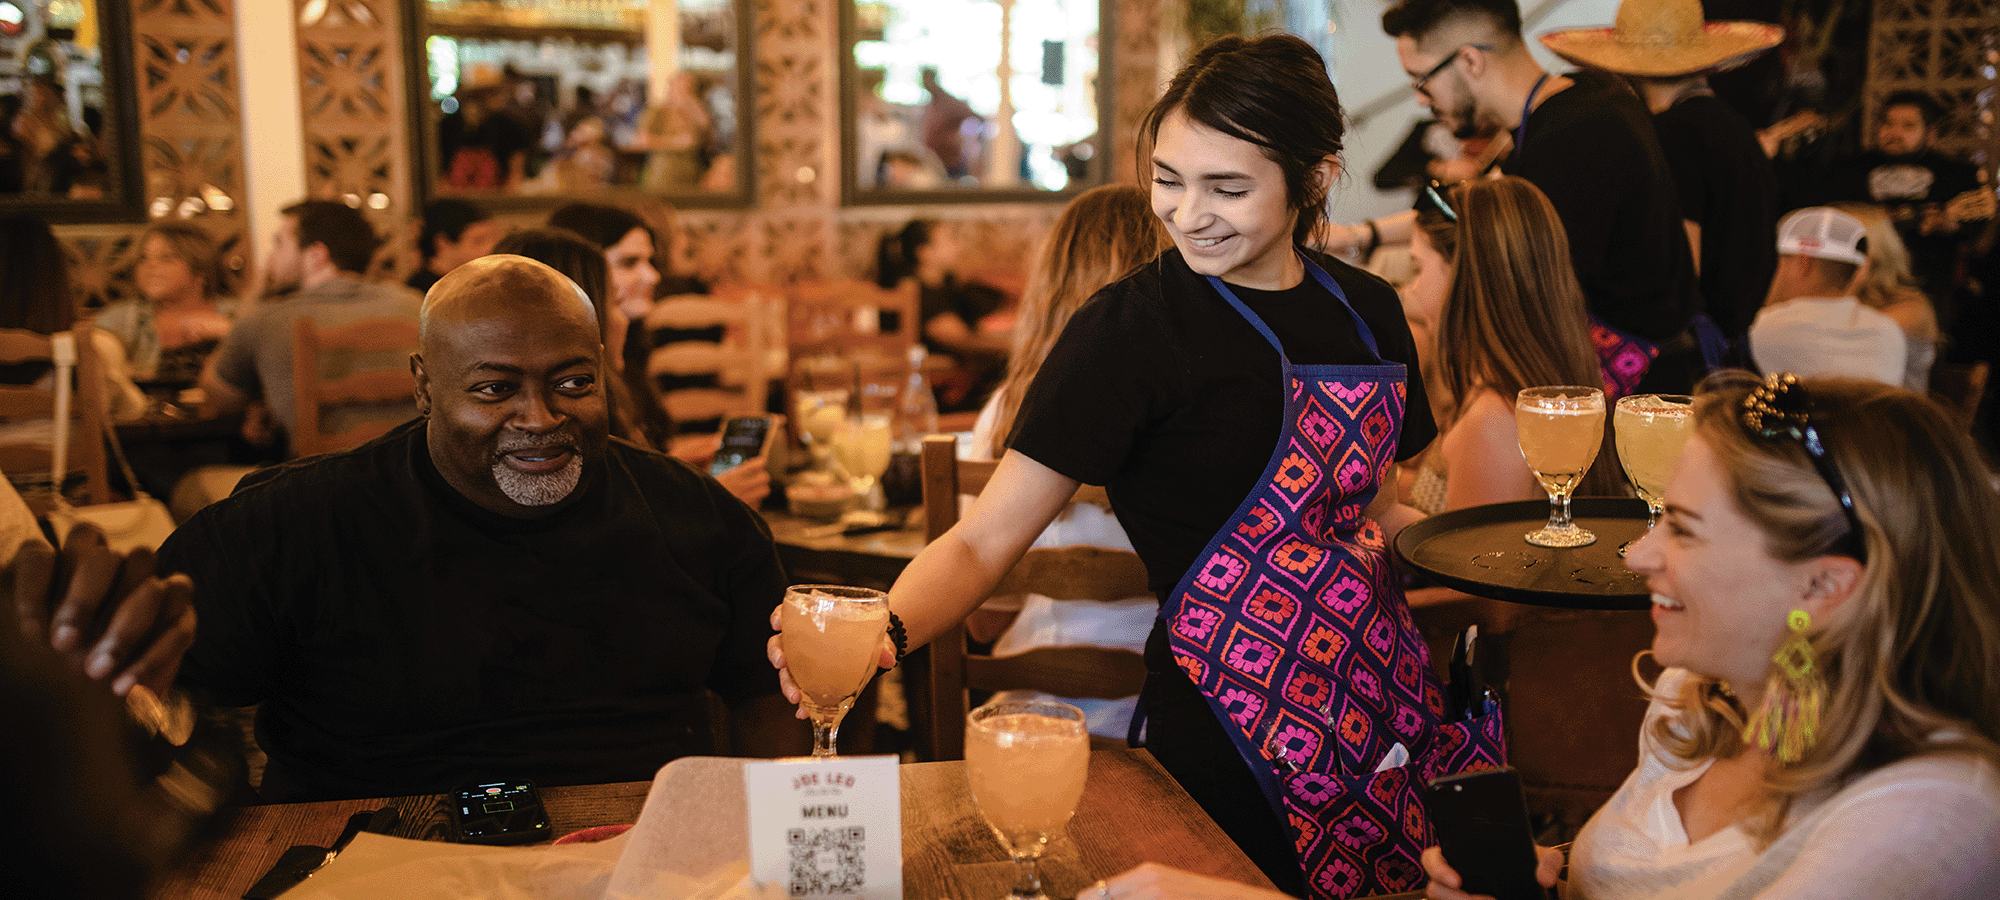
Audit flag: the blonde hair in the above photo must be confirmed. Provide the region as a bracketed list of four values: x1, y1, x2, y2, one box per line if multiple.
[1827, 202, 1933, 314]
[139, 222, 226, 299]
[1419, 176, 1618, 493]
[1643, 371, 2000, 843]
[986, 184, 1169, 457]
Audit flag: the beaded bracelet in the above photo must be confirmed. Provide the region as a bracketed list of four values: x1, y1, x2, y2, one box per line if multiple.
[885, 611, 909, 666]
[1361, 219, 1381, 258]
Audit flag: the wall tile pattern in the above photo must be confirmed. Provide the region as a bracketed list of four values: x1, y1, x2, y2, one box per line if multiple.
[1869, 0, 1998, 177]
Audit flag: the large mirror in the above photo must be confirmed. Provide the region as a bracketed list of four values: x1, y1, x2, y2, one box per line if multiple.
[403, 0, 751, 210]
[0, 0, 143, 222]
[841, 0, 1108, 204]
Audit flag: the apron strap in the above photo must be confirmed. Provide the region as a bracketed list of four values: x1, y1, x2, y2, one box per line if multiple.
[1205, 250, 1383, 360]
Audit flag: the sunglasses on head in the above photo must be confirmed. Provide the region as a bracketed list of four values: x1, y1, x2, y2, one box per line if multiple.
[1740, 373, 1868, 562]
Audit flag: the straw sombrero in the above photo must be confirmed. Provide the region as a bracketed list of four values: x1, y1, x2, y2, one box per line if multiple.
[1540, 0, 1783, 78]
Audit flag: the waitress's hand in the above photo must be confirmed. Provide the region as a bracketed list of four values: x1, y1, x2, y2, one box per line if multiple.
[1095, 863, 1290, 900]
[1421, 845, 1564, 900]
[766, 603, 897, 717]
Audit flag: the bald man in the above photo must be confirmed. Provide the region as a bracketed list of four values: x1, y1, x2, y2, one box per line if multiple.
[160, 256, 804, 802]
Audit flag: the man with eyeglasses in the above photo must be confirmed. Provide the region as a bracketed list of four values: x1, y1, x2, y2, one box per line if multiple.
[1328, 0, 1705, 393]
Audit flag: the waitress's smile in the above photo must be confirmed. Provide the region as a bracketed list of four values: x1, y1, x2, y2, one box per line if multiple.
[1151, 110, 1306, 292]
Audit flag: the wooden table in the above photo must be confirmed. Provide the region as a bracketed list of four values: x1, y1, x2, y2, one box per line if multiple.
[153, 749, 1275, 900]
[764, 509, 926, 591]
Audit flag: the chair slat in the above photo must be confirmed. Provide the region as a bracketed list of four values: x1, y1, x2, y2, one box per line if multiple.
[909, 433, 1149, 762]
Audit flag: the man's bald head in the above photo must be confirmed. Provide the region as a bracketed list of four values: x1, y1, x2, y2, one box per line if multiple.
[420, 254, 598, 353]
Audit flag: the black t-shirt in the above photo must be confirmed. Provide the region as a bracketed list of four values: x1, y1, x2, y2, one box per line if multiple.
[1009, 247, 1434, 601]
[1829, 148, 1982, 311]
[1010, 248, 1430, 894]
[1508, 70, 1703, 343]
[1654, 95, 1779, 338]
[163, 419, 786, 801]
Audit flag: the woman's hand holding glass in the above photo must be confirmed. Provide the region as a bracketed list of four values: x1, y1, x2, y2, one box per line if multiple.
[773, 584, 891, 757]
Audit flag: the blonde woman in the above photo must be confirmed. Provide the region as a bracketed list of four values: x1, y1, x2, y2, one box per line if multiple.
[1828, 202, 1940, 391]
[96, 222, 233, 384]
[1403, 176, 1611, 514]
[1425, 373, 2000, 899]
[967, 183, 1169, 739]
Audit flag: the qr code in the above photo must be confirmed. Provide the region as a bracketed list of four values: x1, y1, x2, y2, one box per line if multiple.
[788, 826, 866, 896]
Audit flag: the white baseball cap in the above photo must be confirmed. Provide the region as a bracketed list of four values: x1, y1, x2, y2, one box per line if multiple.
[1776, 207, 1868, 266]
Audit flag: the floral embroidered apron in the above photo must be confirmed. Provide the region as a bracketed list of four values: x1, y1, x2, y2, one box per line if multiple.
[1159, 256, 1508, 900]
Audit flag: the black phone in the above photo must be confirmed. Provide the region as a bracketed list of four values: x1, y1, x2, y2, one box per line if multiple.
[449, 781, 552, 845]
[710, 415, 775, 476]
[1424, 767, 1547, 900]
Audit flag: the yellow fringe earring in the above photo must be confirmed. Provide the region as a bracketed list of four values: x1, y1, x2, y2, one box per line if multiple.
[1744, 609, 1823, 763]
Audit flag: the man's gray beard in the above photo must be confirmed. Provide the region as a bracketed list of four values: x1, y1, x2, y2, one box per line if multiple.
[491, 454, 583, 506]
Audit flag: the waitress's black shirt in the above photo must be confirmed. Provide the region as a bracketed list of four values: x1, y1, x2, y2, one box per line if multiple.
[1009, 247, 1433, 602]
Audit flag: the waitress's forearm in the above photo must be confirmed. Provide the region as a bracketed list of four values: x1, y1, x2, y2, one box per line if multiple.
[885, 449, 1080, 650]
[884, 526, 1015, 649]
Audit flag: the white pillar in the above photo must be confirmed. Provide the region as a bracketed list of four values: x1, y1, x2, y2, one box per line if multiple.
[646, 0, 682, 102]
[234, 0, 307, 291]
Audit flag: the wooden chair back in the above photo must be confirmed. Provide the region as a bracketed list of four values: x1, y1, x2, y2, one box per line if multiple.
[904, 433, 1149, 760]
[0, 323, 113, 507]
[1928, 360, 1990, 432]
[642, 287, 775, 426]
[784, 278, 919, 362]
[291, 316, 421, 459]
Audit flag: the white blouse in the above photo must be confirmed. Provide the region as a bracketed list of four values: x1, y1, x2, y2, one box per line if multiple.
[1567, 669, 2000, 900]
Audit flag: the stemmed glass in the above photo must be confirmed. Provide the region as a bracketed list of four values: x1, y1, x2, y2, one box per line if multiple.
[1613, 394, 1695, 556]
[833, 413, 893, 510]
[1515, 386, 1606, 547]
[966, 700, 1090, 900]
[794, 388, 850, 473]
[779, 584, 889, 757]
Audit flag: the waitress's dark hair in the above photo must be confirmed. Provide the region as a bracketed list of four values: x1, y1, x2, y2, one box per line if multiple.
[876, 219, 935, 288]
[1138, 33, 1346, 245]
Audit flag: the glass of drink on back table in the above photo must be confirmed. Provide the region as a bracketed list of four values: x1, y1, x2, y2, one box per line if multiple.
[1515, 385, 1606, 547]
[1613, 394, 1695, 555]
[780, 584, 889, 757]
[966, 699, 1089, 900]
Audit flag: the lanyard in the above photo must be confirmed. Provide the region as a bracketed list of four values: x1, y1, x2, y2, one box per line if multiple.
[1514, 72, 1549, 153]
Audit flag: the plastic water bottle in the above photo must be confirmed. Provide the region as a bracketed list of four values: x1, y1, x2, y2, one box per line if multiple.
[883, 346, 937, 506]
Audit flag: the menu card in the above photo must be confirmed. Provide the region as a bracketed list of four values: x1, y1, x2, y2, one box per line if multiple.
[742, 755, 902, 900]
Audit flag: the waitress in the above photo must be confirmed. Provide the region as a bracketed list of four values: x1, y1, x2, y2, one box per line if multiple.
[770, 34, 1503, 900]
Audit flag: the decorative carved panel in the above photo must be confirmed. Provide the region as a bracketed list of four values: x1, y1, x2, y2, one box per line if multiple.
[58, 0, 249, 312]
[1868, 0, 1998, 175]
[296, 0, 411, 251]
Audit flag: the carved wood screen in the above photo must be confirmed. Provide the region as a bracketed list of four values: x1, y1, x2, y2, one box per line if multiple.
[1868, 0, 1999, 178]
[60, 0, 248, 312]
[58, 0, 1163, 309]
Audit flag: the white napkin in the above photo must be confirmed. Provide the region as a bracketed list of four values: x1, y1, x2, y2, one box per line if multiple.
[288, 758, 782, 900]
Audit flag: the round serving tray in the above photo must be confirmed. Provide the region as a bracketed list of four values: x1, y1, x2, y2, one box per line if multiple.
[1395, 497, 1655, 610]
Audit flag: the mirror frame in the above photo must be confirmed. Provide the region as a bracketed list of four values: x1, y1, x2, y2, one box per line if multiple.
[398, 0, 756, 214]
[0, 0, 146, 224]
[838, 0, 1114, 206]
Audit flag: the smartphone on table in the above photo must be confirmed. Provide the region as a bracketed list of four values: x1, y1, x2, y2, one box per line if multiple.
[710, 414, 777, 477]
[449, 781, 552, 845]
[1424, 767, 1549, 900]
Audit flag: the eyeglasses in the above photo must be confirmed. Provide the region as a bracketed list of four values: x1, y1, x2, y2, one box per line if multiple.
[1740, 373, 1868, 562]
[1412, 44, 1491, 94]
[1415, 179, 1460, 222]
